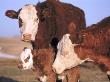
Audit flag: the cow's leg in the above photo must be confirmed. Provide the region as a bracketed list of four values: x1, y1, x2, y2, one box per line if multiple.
[62, 66, 80, 82]
[107, 71, 110, 81]
[47, 72, 57, 82]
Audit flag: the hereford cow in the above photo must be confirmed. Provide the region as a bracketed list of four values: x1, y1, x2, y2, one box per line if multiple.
[6, 0, 86, 81]
[18, 47, 80, 82]
[5, 0, 86, 49]
[53, 16, 110, 80]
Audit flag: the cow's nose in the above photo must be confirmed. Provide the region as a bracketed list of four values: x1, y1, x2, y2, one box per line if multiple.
[18, 64, 23, 69]
[22, 34, 31, 42]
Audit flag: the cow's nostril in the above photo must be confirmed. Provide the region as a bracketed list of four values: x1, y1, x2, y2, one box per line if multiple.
[23, 34, 31, 42]
[18, 64, 23, 69]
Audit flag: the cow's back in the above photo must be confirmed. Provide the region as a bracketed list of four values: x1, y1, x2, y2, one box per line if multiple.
[80, 16, 110, 55]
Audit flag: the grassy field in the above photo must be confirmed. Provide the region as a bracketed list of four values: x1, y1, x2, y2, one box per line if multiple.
[0, 59, 38, 82]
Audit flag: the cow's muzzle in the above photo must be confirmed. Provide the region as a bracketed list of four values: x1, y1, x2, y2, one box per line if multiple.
[18, 64, 23, 69]
[22, 34, 31, 42]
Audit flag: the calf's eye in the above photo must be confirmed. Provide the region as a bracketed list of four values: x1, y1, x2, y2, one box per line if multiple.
[24, 55, 30, 63]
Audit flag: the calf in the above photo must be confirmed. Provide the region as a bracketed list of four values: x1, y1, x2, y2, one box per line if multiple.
[18, 47, 80, 82]
[52, 33, 110, 80]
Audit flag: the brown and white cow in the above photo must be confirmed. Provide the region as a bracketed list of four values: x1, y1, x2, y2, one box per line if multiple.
[18, 47, 80, 82]
[53, 16, 110, 80]
[6, 0, 86, 82]
[5, 0, 86, 49]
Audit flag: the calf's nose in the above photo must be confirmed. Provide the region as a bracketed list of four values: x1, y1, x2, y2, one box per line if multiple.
[18, 64, 23, 69]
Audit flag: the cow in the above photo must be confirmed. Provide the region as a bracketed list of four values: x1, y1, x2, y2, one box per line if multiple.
[18, 47, 80, 82]
[5, 0, 86, 50]
[52, 16, 110, 80]
[6, 0, 86, 81]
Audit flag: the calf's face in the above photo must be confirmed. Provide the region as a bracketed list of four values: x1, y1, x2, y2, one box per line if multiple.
[5, 4, 39, 42]
[18, 47, 33, 70]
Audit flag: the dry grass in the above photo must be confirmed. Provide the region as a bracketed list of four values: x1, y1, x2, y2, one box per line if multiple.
[0, 59, 38, 82]
[80, 62, 109, 82]
[0, 36, 32, 55]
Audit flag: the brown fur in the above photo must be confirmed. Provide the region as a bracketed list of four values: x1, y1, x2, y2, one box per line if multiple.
[60, 66, 80, 82]
[31, 1, 85, 81]
[75, 45, 110, 72]
[78, 16, 110, 55]
[32, 48, 56, 82]
[32, 48, 80, 82]
[32, 0, 86, 49]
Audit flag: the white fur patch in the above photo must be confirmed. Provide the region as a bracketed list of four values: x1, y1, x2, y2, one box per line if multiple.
[20, 48, 33, 70]
[52, 34, 91, 74]
[58, 75, 65, 80]
[107, 71, 110, 75]
[39, 75, 47, 82]
[19, 4, 39, 41]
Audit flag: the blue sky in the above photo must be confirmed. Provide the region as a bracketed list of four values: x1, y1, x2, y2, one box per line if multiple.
[0, 0, 110, 37]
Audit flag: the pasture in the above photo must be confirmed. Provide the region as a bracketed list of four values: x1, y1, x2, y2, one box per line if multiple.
[0, 59, 37, 82]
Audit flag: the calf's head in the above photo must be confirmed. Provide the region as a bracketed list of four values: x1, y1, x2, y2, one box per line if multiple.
[5, 4, 39, 42]
[18, 47, 33, 70]
[52, 34, 82, 74]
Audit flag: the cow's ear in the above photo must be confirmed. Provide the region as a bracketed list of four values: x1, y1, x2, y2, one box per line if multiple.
[5, 10, 18, 19]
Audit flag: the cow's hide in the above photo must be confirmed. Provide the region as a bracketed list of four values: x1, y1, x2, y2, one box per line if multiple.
[78, 16, 110, 55]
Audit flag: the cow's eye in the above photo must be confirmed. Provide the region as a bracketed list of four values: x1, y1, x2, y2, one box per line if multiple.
[24, 55, 30, 63]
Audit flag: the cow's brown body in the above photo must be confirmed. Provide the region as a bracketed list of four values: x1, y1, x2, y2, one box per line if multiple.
[32, 48, 56, 82]
[78, 16, 110, 55]
[32, 0, 86, 49]
[75, 45, 110, 73]
[73, 16, 110, 80]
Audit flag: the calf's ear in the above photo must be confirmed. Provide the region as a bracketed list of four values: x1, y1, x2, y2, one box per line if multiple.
[5, 10, 18, 19]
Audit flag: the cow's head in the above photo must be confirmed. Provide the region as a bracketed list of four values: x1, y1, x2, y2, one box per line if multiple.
[5, 4, 39, 42]
[18, 47, 33, 70]
[52, 34, 82, 74]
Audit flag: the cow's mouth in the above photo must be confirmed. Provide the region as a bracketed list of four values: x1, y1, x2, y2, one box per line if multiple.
[22, 34, 32, 42]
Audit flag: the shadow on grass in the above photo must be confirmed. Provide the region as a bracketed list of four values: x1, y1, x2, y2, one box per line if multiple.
[0, 76, 18, 82]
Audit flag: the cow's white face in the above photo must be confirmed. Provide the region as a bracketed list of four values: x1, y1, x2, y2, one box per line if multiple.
[19, 48, 33, 70]
[18, 5, 39, 41]
[52, 34, 83, 74]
